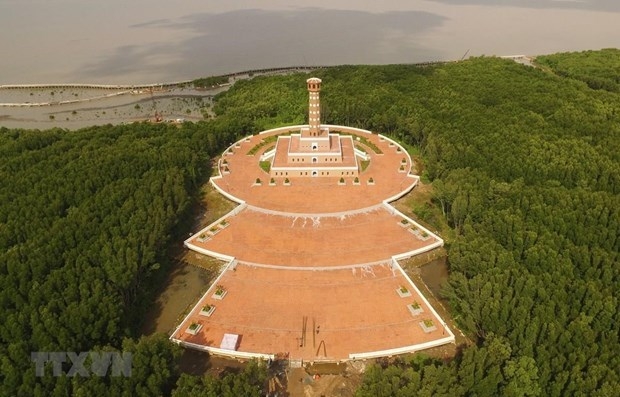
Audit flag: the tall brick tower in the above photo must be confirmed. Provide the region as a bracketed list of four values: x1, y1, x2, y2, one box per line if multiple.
[306, 77, 323, 137]
[265, 77, 361, 178]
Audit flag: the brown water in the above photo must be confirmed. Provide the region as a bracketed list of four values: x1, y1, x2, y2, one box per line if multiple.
[140, 257, 217, 336]
[1, 1, 618, 85]
[419, 256, 449, 298]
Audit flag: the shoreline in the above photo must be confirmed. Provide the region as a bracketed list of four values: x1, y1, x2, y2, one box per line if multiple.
[0, 58, 523, 130]
[1, 60, 455, 90]
[0, 65, 330, 89]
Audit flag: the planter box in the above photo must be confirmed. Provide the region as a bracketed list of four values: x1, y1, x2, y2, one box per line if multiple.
[397, 288, 412, 298]
[419, 320, 437, 333]
[411, 228, 431, 241]
[200, 306, 215, 317]
[212, 290, 228, 300]
[367, 180, 375, 185]
[186, 323, 203, 335]
[408, 304, 424, 316]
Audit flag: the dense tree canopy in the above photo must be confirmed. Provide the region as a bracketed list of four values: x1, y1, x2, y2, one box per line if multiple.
[1, 49, 618, 395]
[0, 121, 240, 395]
[536, 48, 620, 92]
[172, 359, 267, 397]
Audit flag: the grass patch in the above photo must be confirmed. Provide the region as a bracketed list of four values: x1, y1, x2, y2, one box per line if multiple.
[259, 161, 271, 173]
[247, 135, 278, 155]
[391, 175, 453, 242]
[246, 131, 294, 155]
[358, 136, 382, 154]
[192, 75, 228, 88]
[200, 184, 238, 226]
[360, 159, 370, 172]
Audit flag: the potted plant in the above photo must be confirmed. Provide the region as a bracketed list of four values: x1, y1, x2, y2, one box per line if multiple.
[408, 301, 423, 315]
[368, 177, 374, 185]
[213, 284, 227, 299]
[187, 322, 202, 335]
[419, 318, 437, 333]
[339, 177, 345, 185]
[353, 176, 360, 185]
[200, 304, 215, 316]
[284, 178, 290, 185]
[397, 285, 412, 297]
[255, 177, 261, 185]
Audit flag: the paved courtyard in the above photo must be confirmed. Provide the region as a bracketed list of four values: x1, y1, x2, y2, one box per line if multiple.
[171, 127, 454, 361]
[174, 264, 450, 361]
[212, 129, 416, 213]
[190, 207, 434, 268]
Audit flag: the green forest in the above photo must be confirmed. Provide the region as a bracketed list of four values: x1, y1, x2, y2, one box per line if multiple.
[1, 49, 618, 396]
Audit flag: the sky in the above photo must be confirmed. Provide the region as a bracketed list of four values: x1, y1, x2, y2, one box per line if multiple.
[0, 0, 618, 83]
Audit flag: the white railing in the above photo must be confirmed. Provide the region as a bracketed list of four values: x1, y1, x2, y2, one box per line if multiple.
[349, 336, 455, 360]
[171, 339, 275, 361]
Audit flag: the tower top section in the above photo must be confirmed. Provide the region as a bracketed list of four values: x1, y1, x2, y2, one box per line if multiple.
[305, 77, 323, 137]
[307, 77, 322, 92]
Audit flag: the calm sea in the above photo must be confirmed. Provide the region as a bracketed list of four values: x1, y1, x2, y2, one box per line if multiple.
[0, 0, 618, 84]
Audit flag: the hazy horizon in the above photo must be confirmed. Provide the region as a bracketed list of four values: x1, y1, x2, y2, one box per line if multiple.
[1, 0, 618, 84]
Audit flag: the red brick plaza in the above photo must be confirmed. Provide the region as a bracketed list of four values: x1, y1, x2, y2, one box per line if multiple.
[171, 78, 454, 361]
[170, 79, 455, 362]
